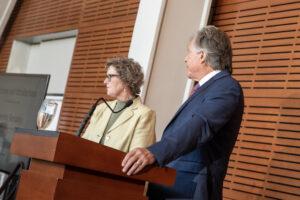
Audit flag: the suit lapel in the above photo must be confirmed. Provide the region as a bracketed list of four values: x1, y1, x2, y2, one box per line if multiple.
[164, 70, 230, 131]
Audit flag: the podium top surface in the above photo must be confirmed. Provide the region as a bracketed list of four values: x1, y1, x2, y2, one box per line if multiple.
[10, 129, 176, 186]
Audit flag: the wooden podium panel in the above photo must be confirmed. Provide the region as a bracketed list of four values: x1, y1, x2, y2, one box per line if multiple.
[17, 169, 58, 199]
[55, 176, 147, 200]
[10, 129, 176, 200]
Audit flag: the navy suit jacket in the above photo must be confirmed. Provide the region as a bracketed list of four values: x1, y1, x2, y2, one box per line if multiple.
[148, 70, 244, 199]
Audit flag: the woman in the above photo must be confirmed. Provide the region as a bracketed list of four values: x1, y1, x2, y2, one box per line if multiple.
[81, 57, 156, 152]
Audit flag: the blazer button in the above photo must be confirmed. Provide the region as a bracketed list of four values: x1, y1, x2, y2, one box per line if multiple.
[105, 135, 110, 140]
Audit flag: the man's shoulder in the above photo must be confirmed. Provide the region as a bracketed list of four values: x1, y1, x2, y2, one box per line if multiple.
[214, 73, 240, 88]
[206, 74, 242, 98]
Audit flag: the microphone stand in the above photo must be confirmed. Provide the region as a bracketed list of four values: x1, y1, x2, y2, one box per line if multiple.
[76, 97, 133, 137]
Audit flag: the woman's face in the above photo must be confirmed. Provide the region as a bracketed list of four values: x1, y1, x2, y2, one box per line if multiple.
[104, 66, 127, 98]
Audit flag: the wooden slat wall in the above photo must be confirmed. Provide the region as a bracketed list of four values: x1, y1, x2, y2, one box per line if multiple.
[0, 0, 140, 134]
[213, 0, 300, 199]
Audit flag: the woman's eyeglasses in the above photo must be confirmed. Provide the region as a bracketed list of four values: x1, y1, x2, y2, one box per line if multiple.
[105, 74, 120, 81]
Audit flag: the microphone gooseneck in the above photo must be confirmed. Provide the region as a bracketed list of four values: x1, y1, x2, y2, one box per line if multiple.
[121, 99, 133, 112]
[76, 98, 133, 137]
[104, 99, 133, 113]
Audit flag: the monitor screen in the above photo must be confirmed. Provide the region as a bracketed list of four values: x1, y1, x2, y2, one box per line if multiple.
[0, 73, 49, 172]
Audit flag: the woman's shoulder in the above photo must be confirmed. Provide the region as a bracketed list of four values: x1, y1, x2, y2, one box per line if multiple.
[133, 98, 155, 115]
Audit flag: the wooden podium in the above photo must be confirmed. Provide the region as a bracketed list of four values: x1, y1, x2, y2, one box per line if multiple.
[10, 129, 176, 200]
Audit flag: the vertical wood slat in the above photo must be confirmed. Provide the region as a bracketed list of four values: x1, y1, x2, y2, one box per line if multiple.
[0, 0, 140, 134]
[213, 0, 300, 199]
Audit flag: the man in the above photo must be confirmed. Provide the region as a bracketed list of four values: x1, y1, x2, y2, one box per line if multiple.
[122, 25, 244, 199]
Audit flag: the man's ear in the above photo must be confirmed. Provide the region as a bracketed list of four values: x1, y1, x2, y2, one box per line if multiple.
[199, 51, 206, 63]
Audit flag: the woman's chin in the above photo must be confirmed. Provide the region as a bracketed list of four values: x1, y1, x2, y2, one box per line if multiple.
[107, 93, 116, 98]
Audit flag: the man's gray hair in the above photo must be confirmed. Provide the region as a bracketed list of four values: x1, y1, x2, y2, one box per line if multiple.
[193, 25, 232, 74]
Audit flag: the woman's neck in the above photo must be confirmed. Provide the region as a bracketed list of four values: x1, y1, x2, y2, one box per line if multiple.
[117, 93, 134, 102]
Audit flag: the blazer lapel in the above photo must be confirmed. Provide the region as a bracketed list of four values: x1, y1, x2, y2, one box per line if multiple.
[107, 97, 140, 133]
[164, 70, 230, 130]
[107, 109, 133, 133]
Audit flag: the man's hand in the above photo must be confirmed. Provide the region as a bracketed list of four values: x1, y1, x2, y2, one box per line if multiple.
[121, 147, 156, 176]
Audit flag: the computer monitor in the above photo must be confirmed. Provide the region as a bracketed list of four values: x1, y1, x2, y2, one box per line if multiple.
[0, 73, 50, 173]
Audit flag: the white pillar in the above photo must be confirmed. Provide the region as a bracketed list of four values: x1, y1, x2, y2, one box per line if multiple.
[128, 0, 167, 101]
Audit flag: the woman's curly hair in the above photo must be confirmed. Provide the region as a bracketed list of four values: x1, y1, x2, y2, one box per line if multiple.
[105, 57, 144, 96]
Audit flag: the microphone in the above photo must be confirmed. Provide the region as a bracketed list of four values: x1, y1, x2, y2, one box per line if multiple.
[76, 97, 133, 137]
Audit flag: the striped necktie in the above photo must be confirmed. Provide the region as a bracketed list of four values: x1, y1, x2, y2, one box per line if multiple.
[189, 83, 200, 97]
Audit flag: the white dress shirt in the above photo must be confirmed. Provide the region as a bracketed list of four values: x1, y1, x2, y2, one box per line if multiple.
[199, 70, 221, 87]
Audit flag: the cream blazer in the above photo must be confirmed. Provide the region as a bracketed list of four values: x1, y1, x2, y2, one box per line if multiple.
[81, 97, 156, 152]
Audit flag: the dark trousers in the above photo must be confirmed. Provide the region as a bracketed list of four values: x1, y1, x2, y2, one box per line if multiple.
[147, 171, 197, 200]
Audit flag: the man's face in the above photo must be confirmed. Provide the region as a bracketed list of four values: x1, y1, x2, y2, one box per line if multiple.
[184, 39, 213, 81]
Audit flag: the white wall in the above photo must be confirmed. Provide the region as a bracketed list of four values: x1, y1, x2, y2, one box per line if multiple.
[0, 0, 17, 39]
[6, 40, 31, 73]
[128, 0, 167, 100]
[6, 37, 76, 94]
[26, 38, 76, 94]
[129, 0, 212, 140]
